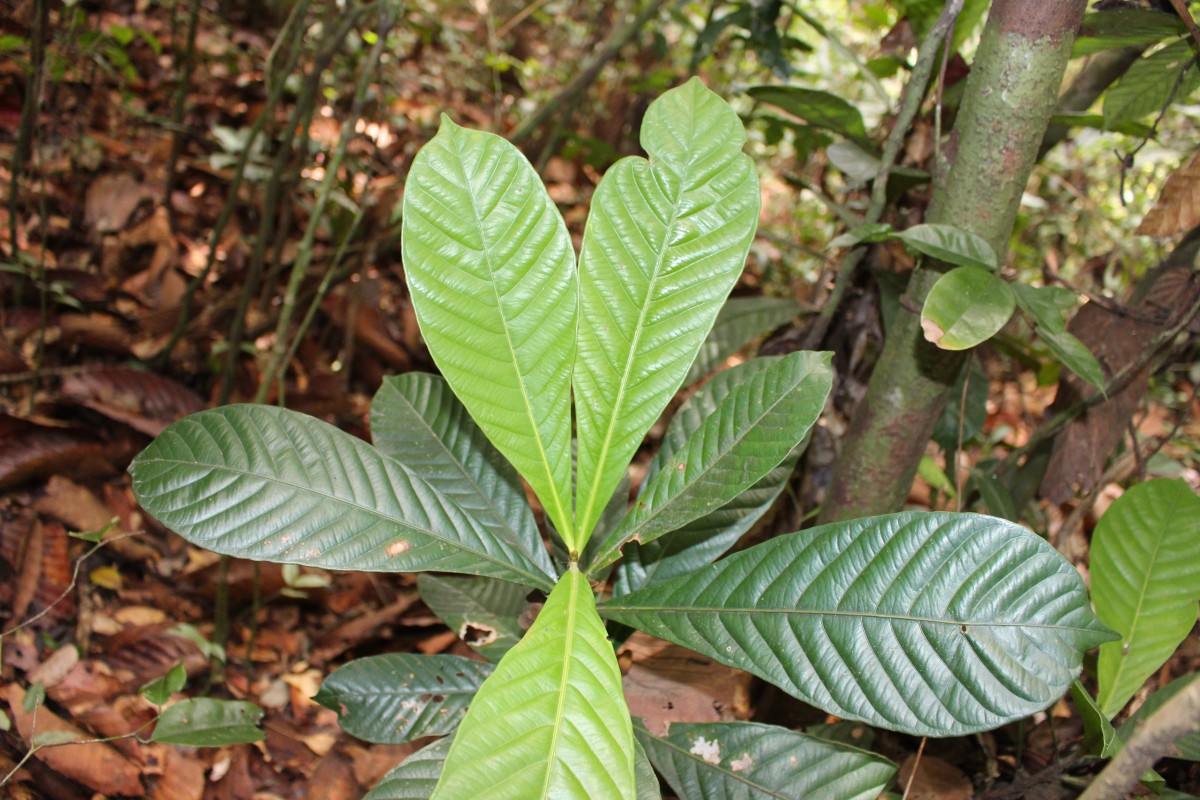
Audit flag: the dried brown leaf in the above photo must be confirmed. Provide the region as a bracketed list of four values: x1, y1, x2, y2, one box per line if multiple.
[1138, 149, 1200, 237]
[61, 367, 204, 436]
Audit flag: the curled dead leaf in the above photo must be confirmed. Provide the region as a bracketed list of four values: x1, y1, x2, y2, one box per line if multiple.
[1138, 149, 1200, 237]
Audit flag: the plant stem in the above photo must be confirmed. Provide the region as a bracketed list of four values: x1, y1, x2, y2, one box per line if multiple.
[7, 0, 48, 284]
[507, 0, 672, 145]
[163, 0, 202, 229]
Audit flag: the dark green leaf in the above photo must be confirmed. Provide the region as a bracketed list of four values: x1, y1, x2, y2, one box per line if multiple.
[969, 469, 1019, 522]
[417, 574, 529, 661]
[129, 406, 555, 591]
[1104, 39, 1200, 128]
[636, 720, 896, 800]
[140, 662, 187, 706]
[601, 512, 1117, 737]
[1012, 284, 1105, 390]
[747, 86, 868, 141]
[1073, 9, 1186, 57]
[685, 297, 803, 387]
[894, 224, 999, 271]
[366, 737, 453, 799]
[921, 267, 1016, 350]
[1070, 681, 1118, 758]
[315, 654, 491, 744]
[829, 223, 893, 250]
[634, 736, 663, 800]
[152, 698, 264, 746]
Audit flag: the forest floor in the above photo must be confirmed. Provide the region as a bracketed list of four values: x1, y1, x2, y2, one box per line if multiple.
[1, 3, 1198, 800]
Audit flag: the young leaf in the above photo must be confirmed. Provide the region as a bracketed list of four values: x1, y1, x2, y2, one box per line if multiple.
[921, 267, 1016, 351]
[1092, 479, 1200, 717]
[1104, 39, 1200, 128]
[417, 574, 529, 661]
[371, 373, 553, 574]
[574, 77, 761, 546]
[314, 654, 491, 744]
[366, 736, 453, 800]
[746, 85, 869, 141]
[151, 698, 264, 746]
[1012, 284, 1105, 390]
[589, 352, 831, 573]
[894, 223, 999, 271]
[601, 512, 1117, 737]
[431, 568, 636, 800]
[1114, 674, 1200, 761]
[612, 358, 805, 594]
[402, 115, 577, 541]
[685, 296, 803, 387]
[129, 405, 555, 591]
[636, 720, 896, 800]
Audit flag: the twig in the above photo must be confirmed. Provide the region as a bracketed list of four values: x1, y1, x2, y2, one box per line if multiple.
[507, 0, 673, 144]
[163, 0, 202, 230]
[901, 736, 928, 800]
[7, 0, 48, 279]
[1077, 676, 1200, 800]
[801, 0, 963, 350]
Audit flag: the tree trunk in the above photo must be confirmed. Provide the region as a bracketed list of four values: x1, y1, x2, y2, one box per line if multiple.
[820, 0, 1088, 523]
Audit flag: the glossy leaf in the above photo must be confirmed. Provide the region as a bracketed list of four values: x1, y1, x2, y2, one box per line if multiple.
[1092, 478, 1200, 717]
[1012, 284, 1105, 390]
[402, 115, 576, 541]
[151, 698, 263, 746]
[590, 352, 831, 573]
[601, 512, 1117, 736]
[1115, 674, 1200, 761]
[612, 358, 802, 594]
[895, 223, 999, 271]
[1104, 39, 1200, 127]
[129, 406, 555, 591]
[574, 77, 760, 545]
[921, 267, 1016, 351]
[371, 373, 552, 574]
[417, 573, 530, 661]
[747, 85, 868, 141]
[366, 737, 453, 800]
[685, 296, 803, 387]
[636, 720, 896, 800]
[1072, 9, 1186, 56]
[314, 654, 491, 744]
[431, 568, 635, 799]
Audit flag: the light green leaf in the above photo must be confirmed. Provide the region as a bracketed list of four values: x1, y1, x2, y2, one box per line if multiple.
[574, 77, 760, 546]
[685, 296, 803, 387]
[1070, 681, 1118, 758]
[432, 568, 635, 799]
[829, 222, 893, 250]
[1115, 674, 1200, 761]
[366, 737, 453, 800]
[1092, 478, 1200, 717]
[314, 654, 491, 744]
[140, 662, 187, 706]
[921, 267, 1016, 350]
[1104, 39, 1200, 128]
[601, 512, 1117, 737]
[894, 224, 999, 271]
[1012, 284, 1105, 390]
[589, 352, 832, 574]
[636, 720, 896, 800]
[402, 115, 576, 541]
[1073, 9, 1186, 56]
[371, 373, 552, 574]
[613, 359, 804, 595]
[918, 455, 956, 499]
[747, 85, 869, 141]
[417, 574, 530, 661]
[152, 698, 264, 746]
[129, 406, 555, 591]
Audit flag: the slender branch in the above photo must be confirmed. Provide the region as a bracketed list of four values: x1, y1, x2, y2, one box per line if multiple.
[1077, 676, 1200, 800]
[507, 0, 673, 144]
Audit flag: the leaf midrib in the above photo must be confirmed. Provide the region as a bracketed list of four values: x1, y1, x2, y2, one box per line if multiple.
[539, 571, 581, 799]
[135, 454, 553, 590]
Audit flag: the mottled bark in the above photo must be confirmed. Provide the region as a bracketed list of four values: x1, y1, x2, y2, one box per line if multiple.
[821, 0, 1088, 523]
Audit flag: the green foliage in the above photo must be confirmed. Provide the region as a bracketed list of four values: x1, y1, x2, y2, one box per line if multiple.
[747, 85, 869, 142]
[1011, 284, 1105, 389]
[130, 81, 1116, 799]
[150, 698, 264, 747]
[1114, 674, 1200, 761]
[1090, 479, 1200, 718]
[921, 267, 1016, 351]
[1103, 39, 1200, 128]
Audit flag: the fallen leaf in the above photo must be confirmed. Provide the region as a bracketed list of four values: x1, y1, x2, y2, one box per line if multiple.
[61, 367, 204, 436]
[897, 754, 973, 800]
[1137, 149, 1200, 237]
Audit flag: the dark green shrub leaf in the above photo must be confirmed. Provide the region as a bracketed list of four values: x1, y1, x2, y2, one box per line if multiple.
[636, 720, 896, 800]
[402, 115, 577, 542]
[601, 512, 1117, 736]
[685, 296, 803, 387]
[417, 574, 529, 661]
[1104, 39, 1200, 128]
[129, 405, 555, 590]
[574, 76, 760, 544]
[1092, 479, 1200, 717]
[634, 736, 663, 800]
[1070, 681, 1118, 758]
[921, 267, 1016, 350]
[1012, 284, 1105, 390]
[829, 222, 893, 250]
[1073, 9, 1186, 57]
[894, 223, 999, 271]
[151, 698, 263, 746]
[747, 85, 869, 141]
[314, 654, 491, 744]
[366, 737, 452, 799]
